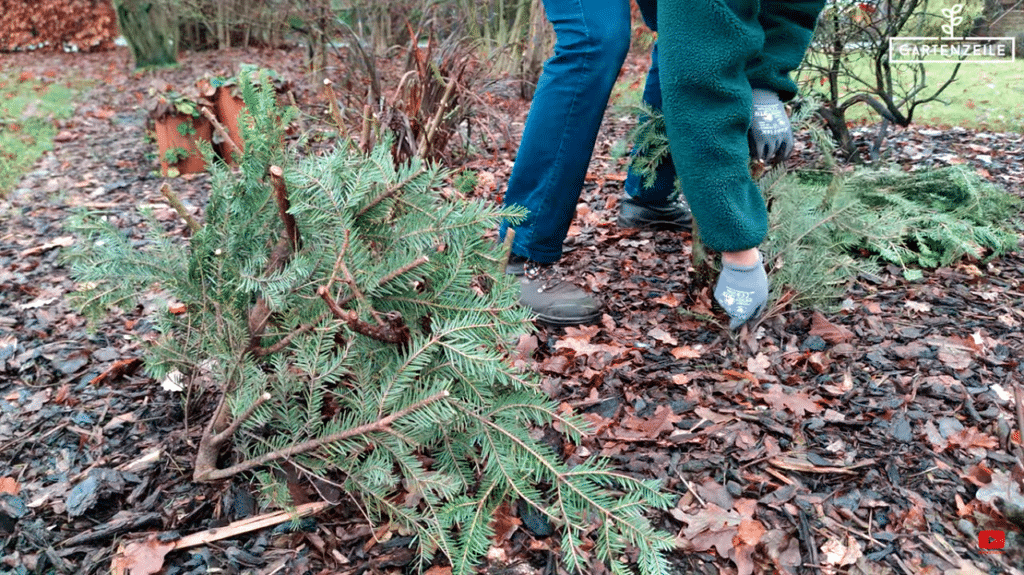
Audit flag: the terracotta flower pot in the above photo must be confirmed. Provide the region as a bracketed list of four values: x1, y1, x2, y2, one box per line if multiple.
[214, 86, 246, 165]
[154, 113, 213, 176]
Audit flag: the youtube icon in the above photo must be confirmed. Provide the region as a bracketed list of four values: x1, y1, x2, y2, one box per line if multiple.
[978, 530, 1005, 550]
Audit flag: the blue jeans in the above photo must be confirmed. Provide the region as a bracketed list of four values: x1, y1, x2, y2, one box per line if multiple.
[501, 0, 675, 264]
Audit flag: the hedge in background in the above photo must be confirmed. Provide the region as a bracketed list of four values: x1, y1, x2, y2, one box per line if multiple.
[0, 0, 118, 52]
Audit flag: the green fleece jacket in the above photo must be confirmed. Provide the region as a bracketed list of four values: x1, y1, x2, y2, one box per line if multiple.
[657, 0, 825, 253]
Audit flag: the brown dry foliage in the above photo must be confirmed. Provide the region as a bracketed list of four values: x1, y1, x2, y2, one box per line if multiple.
[0, 0, 118, 52]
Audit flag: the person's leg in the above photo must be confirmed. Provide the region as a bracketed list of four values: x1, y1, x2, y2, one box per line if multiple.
[501, 0, 632, 326]
[501, 0, 631, 264]
[619, 0, 692, 230]
[656, 0, 770, 254]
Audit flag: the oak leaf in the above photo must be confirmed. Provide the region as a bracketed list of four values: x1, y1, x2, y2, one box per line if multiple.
[946, 427, 998, 451]
[554, 325, 627, 358]
[754, 385, 824, 417]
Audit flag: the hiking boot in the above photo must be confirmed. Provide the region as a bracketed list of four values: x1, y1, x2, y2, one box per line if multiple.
[506, 255, 602, 326]
[617, 196, 693, 232]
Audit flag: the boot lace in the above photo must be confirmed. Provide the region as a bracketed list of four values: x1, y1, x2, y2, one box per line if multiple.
[523, 260, 564, 293]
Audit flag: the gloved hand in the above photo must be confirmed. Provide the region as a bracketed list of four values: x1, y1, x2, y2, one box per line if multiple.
[714, 252, 769, 330]
[749, 89, 793, 164]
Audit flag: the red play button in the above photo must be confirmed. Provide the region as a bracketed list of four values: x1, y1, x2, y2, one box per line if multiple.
[978, 530, 1005, 550]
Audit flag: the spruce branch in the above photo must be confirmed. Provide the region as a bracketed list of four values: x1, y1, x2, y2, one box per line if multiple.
[160, 183, 201, 234]
[195, 390, 450, 482]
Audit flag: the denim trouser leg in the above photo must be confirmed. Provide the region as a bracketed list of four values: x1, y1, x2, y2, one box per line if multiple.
[624, 0, 678, 206]
[501, 0, 631, 264]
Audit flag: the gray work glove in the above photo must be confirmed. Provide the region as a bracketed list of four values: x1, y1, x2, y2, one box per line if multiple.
[750, 89, 793, 164]
[714, 252, 769, 330]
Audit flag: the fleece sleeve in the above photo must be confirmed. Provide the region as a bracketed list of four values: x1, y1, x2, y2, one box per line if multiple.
[656, 0, 823, 252]
[747, 0, 827, 101]
[657, 0, 768, 253]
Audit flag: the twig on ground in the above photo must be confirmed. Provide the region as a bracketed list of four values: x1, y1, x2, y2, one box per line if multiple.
[677, 474, 706, 507]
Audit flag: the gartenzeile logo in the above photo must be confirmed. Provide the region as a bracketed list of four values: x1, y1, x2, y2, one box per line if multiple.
[890, 3, 1015, 64]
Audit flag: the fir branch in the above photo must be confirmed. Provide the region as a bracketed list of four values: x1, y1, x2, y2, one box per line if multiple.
[269, 165, 300, 251]
[196, 390, 450, 481]
[210, 391, 273, 447]
[322, 78, 346, 133]
[354, 165, 427, 219]
[318, 285, 410, 345]
[246, 167, 301, 354]
[323, 229, 383, 325]
[160, 183, 201, 234]
[200, 106, 243, 159]
[378, 255, 431, 287]
[250, 312, 329, 357]
[452, 399, 672, 565]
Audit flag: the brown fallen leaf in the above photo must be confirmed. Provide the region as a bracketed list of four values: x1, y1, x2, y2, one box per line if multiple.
[616, 404, 681, 440]
[654, 293, 681, 307]
[946, 427, 999, 451]
[489, 502, 521, 542]
[19, 235, 74, 257]
[809, 311, 854, 343]
[733, 518, 766, 575]
[90, 357, 143, 386]
[0, 477, 20, 495]
[554, 325, 627, 358]
[735, 518, 766, 547]
[754, 385, 824, 417]
[820, 535, 862, 568]
[648, 327, 677, 346]
[113, 535, 174, 575]
[670, 346, 701, 359]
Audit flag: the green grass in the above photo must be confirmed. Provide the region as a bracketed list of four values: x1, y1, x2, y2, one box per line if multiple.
[0, 74, 77, 195]
[799, 53, 1024, 132]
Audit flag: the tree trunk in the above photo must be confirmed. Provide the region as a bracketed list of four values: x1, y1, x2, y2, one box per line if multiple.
[113, 0, 177, 68]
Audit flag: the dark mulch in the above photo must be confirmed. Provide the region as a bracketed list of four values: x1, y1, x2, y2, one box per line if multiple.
[2, 45, 1023, 575]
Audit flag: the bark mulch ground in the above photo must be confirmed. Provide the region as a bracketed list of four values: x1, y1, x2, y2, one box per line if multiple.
[2, 46, 1023, 575]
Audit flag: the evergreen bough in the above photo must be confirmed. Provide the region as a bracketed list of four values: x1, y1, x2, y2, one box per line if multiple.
[66, 70, 673, 575]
